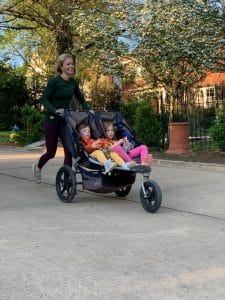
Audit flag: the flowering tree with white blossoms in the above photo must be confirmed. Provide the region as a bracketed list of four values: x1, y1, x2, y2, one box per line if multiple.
[127, 0, 225, 118]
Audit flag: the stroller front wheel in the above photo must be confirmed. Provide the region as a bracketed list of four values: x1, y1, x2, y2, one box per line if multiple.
[56, 166, 76, 203]
[140, 180, 162, 213]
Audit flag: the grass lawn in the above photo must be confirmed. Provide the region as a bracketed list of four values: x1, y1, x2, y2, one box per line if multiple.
[0, 131, 11, 144]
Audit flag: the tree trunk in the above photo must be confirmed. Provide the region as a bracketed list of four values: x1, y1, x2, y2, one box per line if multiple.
[169, 94, 174, 122]
[55, 19, 74, 54]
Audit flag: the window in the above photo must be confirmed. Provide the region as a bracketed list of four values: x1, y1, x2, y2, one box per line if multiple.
[196, 90, 204, 106]
[206, 87, 215, 107]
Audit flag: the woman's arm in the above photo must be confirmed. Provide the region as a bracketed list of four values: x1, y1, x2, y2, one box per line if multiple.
[40, 78, 57, 114]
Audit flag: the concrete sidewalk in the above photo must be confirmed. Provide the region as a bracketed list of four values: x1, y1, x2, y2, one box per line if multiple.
[1, 146, 225, 300]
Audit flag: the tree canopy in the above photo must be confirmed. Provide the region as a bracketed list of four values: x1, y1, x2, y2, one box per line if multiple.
[0, 0, 136, 65]
[0, 0, 225, 113]
[129, 0, 225, 104]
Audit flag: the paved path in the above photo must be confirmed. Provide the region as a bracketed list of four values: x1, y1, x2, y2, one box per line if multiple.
[1, 147, 225, 300]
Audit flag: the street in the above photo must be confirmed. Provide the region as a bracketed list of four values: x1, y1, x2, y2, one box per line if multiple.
[1, 147, 225, 299]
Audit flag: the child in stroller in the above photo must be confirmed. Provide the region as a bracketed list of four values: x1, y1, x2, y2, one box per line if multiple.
[78, 123, 136, 174]
[55, 110, 162, 213]
[103, 121, 153, 167]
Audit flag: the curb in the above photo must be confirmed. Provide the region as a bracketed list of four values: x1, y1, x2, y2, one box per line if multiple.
[1, 145, 225, 173]
[0, 145, 28, 152]
[0, 145, 44, 153]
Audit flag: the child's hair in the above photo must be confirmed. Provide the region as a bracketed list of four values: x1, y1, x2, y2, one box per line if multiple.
[103, 122, 119, 140]
[103, 122, 114, 131]
[78, 122, 89, 131]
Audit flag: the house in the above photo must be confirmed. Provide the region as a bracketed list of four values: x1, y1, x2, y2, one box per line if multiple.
[195, 72, 225, 108]
[121, 56, 225, 110]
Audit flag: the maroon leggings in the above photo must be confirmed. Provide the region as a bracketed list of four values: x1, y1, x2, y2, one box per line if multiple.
[38, 121, 72, 169]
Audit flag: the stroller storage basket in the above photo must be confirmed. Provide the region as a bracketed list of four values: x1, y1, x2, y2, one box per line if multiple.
[79, 165, 136, 193]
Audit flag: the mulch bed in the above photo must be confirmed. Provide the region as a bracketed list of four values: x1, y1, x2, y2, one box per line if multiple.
[151, 150, 225, 165]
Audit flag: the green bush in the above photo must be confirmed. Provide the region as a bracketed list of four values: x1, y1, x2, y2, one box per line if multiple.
[208, 104, 225, 151]
[0, 63, 30, 130]
[13, 105, 44, 145]
[134, 100, 163, 148]
[0, 131, 11, 144]
[122, 100, 138, 127]
[200, 106, 216, 129]
[9, 132, 20, 144]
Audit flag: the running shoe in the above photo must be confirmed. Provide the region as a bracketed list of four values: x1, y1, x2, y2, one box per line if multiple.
[121, 161, 137, 169]
[32, 163, 41, 184]
[103, 159, 117, 174]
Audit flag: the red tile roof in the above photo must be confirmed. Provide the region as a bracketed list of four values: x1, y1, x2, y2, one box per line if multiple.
[200, 72, 225, 86]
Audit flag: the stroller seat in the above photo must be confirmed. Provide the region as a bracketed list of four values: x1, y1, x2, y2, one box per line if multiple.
[63, 110, 151, 173]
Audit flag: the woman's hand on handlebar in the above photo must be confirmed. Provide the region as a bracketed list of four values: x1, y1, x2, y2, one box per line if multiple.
[55, 108, 64, 116]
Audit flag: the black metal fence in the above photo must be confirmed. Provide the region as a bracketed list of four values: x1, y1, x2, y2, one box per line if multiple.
[160, 97, 224, 151]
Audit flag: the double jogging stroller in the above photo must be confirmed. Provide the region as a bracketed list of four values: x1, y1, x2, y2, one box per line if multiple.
[55, 110, 162, 213]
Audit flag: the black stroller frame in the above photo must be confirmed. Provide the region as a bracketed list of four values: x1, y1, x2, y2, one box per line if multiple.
[55, 110, 162, 213]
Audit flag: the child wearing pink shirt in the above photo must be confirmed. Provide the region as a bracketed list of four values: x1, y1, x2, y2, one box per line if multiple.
[104, 122, 153, 166]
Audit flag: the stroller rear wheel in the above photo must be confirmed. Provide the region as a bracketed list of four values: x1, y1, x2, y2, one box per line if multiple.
[115, 186, 132, 197]
[140, 180, 162, 213]
[56, 166, 76, 203]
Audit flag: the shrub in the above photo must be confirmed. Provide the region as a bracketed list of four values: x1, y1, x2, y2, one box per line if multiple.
[200, 106, 216, 129]
[13, 105, 44, 145]
[9, 132, 20, 144]
[134, 100, 163, 148]
[0, 131, 11, 144]
[122, 100, 138, 127]
[208, 104, 225, 151]
[0, 63, 30, 130]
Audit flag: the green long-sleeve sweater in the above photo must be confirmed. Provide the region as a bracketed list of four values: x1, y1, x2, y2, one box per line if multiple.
[41, 75, 90, 123]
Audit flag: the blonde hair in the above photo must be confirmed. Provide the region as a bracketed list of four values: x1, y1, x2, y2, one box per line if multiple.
[55, 53, 73, 74]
